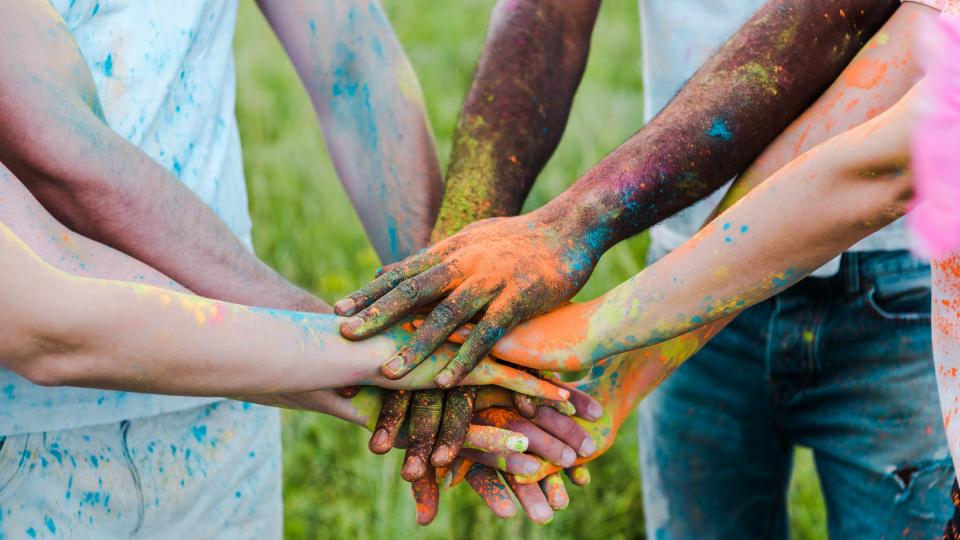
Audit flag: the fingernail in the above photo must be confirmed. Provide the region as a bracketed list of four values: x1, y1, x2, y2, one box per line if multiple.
[402, 456, 426, 482]
[531, 502, 553, 522]
[571, 467, 591, 486]
[557, 388, 571, 400]
[435, 371, 453, 388]
[383, 355, 405, 378]
[587, 401, 603, 420]
[341, 317, 362, 336]
[334, 298, 355, 316]
[495, 499, 517, 518]
[561, 447, 576, 467]
[579, 437, 596, 457]
[506, 434, 528, 452]
[521, 458, 540, 475]
[432, 445, 450, 466]
[369, 429, 389, 453]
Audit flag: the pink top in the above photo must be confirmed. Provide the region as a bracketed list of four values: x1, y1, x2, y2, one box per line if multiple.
[903, 0, 946, 10]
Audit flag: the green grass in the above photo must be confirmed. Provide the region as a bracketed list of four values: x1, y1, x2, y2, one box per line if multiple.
[234, 1, 827, 537]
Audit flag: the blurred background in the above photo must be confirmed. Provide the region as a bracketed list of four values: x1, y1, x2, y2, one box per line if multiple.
[234, 0, 827, 537]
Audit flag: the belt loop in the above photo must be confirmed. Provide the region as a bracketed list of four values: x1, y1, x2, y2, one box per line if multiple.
[844, 253, 861, 296]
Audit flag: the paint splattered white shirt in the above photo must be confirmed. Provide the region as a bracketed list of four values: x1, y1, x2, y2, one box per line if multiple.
[1, 0, 247, 436]
[641, 0, 912, 274]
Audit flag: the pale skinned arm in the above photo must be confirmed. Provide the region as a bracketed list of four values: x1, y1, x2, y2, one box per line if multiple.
[0, 223, 567, 400]
[0, 0, 324, 312]
[254, 0, 443, 263]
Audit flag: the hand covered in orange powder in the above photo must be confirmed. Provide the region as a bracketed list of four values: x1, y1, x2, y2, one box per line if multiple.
[448, 318, 731, 492]
[431, 385, 601, 524]
[334, 210, 608, 387]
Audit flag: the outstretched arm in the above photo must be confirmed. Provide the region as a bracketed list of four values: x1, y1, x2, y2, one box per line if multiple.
[255, 0, 443, 263]
[0, 221, 569, 399]
[495, 88, 916, 368]
[478, 2, 935, 370]
[0, 0, 322, 312]
[335, 0, 900, 388]
[432, 0, 601, 233]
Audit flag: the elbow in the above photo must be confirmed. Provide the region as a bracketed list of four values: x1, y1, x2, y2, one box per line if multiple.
[17, 354, 71, 388]
[850, 161, 915, 224]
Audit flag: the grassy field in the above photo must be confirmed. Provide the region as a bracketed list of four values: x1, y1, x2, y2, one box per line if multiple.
[233, 1, 827, 538]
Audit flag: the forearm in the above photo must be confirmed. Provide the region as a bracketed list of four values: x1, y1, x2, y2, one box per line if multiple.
[583, 86, 916, 354]
[0, 2, 322, 312]
[434, 0, 600, 235]
[7, 257, 490, 395]
[256, 0, 442, 262]
[489, 85, 916, 370]
[538, 0, 899, 251]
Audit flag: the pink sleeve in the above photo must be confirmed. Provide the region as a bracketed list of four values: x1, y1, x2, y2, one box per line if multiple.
[902, 0, 946, 11]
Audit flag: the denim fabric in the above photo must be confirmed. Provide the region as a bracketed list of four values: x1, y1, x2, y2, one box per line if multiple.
[638, 251, 953, 539]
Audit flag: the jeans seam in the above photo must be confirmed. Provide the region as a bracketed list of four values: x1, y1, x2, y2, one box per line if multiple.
[864, 285, 932, 323]
[764, 295, 782, 381]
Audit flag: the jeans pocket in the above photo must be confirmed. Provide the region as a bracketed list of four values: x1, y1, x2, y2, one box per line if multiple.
[865, 269, 932, 322]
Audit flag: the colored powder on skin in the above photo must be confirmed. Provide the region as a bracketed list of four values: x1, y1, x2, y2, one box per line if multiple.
[741, 61, 780, 95]
[707, 118, 734, 140]
[434, 114, 500, 235]
[840, 58, 889, 90]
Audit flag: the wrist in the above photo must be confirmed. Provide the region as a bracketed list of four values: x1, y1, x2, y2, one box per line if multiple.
[534, 194, 619, 255]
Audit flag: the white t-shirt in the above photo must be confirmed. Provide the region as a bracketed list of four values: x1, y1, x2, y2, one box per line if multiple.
[1, 0, 249, 436]
[640, 0, 911, 274]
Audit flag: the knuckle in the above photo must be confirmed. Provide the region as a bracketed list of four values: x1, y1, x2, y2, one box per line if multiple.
[397, 279, 420, 300]
[385, 268, 405, 285]
[428, 303, 457, 326]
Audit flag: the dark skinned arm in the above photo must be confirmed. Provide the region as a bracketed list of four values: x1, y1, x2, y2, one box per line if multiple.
[356, 0, 601, 470]
[366, 2, 604, 523]
[431, 0, 601, 233]
[336, 0, 900, 387]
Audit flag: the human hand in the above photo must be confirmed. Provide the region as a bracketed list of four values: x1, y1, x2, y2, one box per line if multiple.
[412, 303, 600, 372]
[407, 386, 601, 524]
[334, 209, 607, 387]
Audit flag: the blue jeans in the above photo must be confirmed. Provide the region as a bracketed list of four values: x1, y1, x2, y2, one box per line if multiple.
[639, 251, 954, 539]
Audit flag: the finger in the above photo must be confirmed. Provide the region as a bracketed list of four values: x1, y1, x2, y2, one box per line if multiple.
[463, 425, 528, 454]
[435, 314, 511, 388]
[344, 264, 459, 341]
[431, 387, 476, 467]
[548, 399, 577, 417]
[459, 448, 543, 476]
[463, 361, 570, 401]
[412, 318, 472, 342]
[540, 473, 569, 510]
[465, 464, 516, 519]
[382, 286, 492, 379]
[506, 474, 554, 524]
[447, 456, 473, 488]
[411, 466, 439, 526]
[564, 465, 591, 487]
[546, 377, 603, 421]
[513, 393, 539, 419]
[474, 408, 577, 468]
[474, 387, 514, 410]
[532, 406, 596, 458]
[335, 385, 360, 398]
[369, 390, 411, 454]
[334, 255, 435, 317]
[402, 390, 444, 482]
